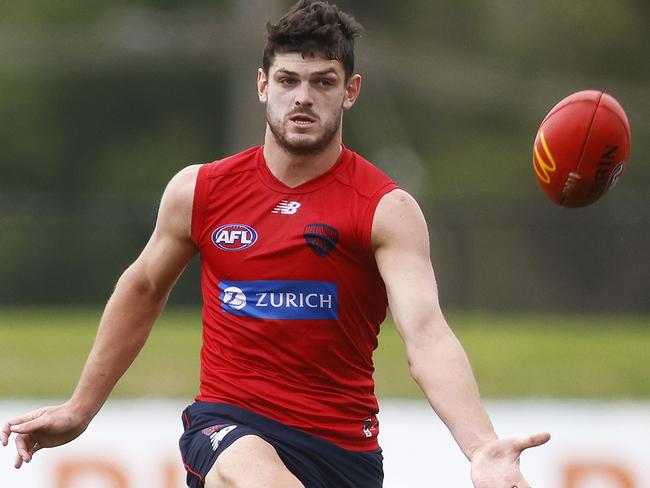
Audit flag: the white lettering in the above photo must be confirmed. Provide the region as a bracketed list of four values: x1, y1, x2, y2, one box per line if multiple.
[216, 230, 249, 244]
[270, 293, 283, 307]
[250, 291, 336, 311]
[215, 231, 229, 244]
[256, 293, 268, 306]
[320, 294, 333, 309]
[286, 293, 298, 307]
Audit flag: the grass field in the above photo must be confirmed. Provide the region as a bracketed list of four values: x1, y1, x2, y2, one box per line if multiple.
[0, 307, 648, 399]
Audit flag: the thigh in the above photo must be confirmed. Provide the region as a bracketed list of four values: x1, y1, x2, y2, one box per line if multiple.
[179, 402, 383, 488]
[205, 435, 304, 488]
[179, 405, 259, 488]
[273, 441, 383, 488]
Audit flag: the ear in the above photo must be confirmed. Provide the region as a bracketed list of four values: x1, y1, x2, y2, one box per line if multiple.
[257, 68, 268, 104]
[343, 74, 362, 111]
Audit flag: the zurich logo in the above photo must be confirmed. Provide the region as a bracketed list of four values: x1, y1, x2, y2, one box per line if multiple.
[219, 280, 338, 320]
[212, 224, 258, 251]
[222, 286, 247, 310]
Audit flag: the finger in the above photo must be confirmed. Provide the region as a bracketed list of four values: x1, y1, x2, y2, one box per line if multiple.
[10, 415, 49, 435]
[14, 453, 24, 469]
[15, 434, 36, 465]
[5, 408, 48, 428]
[6, 408, 49, 440]
[1, 421, 10, 446]
[29, 441, 42, 455]
[516, 431, 551, 451]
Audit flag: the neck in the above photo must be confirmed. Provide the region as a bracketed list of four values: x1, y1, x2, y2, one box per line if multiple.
[262, 128, 344, 188]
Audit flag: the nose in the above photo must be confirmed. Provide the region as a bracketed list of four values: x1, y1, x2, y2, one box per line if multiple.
[294, 82, 314, 107]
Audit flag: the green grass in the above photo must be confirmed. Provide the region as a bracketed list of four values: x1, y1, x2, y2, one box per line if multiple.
[1, 307, 648, 399]
[0, 307, 203, 399]
[375, 312, 650, 399]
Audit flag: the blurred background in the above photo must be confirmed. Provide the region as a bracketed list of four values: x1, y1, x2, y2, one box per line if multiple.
[1, 1, 649, 487]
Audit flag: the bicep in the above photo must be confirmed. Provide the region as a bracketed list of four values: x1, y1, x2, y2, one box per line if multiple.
[372, 190, 447, 342]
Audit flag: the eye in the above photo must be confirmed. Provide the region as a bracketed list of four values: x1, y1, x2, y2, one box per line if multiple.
[280, 78, 298, 86]
[318, 79, 334, 87]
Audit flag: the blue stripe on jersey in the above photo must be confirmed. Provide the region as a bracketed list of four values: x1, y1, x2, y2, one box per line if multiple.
[219, 280, 338, 320]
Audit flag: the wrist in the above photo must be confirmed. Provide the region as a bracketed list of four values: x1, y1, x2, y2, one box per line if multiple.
[66, 396, 100, 428]
[466, 434, 499, 461]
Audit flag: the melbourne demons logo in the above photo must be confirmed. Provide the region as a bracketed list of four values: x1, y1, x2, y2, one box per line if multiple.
[304, 223, 339, 257]
[212, 224, 258, 251]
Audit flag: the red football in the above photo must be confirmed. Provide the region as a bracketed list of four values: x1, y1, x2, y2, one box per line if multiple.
[532, 90, 631, 207]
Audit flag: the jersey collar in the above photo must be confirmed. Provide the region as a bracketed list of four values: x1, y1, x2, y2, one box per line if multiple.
[256, 145, 352, 194]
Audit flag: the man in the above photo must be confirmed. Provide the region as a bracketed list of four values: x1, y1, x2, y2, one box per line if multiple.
[1, 1, 549, 487]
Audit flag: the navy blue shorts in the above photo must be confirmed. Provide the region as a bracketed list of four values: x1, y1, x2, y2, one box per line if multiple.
[178, 401, 383, 488]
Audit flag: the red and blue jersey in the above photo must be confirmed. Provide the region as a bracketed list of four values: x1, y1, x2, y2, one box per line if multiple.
[191, 145, 398, 451]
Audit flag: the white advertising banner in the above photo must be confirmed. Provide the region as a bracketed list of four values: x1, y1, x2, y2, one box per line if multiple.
[1, 400, 648, 487]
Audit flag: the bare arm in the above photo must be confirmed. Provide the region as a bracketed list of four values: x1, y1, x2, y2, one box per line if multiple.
[373, 189, 549, 487]
[1, 164, 200, 468]
[67, 164, 199, 419]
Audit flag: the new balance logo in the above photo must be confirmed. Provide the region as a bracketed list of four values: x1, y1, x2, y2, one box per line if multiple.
[272, 200, 301, 215]
[209, 425, 237, 451]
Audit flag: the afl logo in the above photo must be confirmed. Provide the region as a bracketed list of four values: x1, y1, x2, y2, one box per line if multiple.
[212, 224, 258, 251]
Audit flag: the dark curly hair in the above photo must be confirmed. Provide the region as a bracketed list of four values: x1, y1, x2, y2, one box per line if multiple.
[263, 0, 364, 80]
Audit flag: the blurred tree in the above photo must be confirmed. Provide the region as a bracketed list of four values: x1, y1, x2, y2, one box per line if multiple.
[0, 0, 647, 309]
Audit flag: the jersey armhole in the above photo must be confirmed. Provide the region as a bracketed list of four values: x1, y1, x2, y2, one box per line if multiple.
[360, 182, 399, 255]
[191, 163, 211, 246]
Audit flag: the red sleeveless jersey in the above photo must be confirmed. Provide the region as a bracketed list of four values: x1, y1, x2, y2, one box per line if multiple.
[191, 145, 398, 451]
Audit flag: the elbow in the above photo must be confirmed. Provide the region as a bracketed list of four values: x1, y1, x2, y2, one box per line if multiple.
[408, 360, 424, 386]
[115, 265, 170, 308]
[403, 334, 434, 384]
[408, 354, 433, 386]
[403, 321, 458, 382]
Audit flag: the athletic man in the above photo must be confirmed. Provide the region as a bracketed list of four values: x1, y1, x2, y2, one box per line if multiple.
[1, 1, 549, 487]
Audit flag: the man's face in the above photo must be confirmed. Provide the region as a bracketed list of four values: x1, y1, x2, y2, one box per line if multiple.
[258, 52, 361, 156]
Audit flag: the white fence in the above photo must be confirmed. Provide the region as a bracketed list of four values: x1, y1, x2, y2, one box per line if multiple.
[1, 400, 648, 487]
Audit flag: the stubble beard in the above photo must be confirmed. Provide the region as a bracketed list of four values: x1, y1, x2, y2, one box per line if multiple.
[266, 106, 342, 157]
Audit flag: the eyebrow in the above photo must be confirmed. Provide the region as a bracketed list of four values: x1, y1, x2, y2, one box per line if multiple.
[311, 68, 339, 77]
[274, 68, 340, 77]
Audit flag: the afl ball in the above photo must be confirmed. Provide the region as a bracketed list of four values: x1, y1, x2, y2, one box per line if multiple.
[533, 90, 631, 207]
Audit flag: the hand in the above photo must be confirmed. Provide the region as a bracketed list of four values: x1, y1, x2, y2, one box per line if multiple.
[1, 403, 90, 469]
[470, 432, 550, 488]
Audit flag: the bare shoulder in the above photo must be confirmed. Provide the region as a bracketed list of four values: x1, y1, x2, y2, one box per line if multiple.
[163, 164, 202, 205]
[372, 188, 429, 250]
[157, 164, 202, 237]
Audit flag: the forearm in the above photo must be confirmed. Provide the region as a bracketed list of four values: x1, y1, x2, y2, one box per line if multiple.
[407, 325, 497, 460]
[69, 265, 169, 424]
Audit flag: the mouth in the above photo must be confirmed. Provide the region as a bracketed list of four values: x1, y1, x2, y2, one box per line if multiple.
[288, 113, 317, 127]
